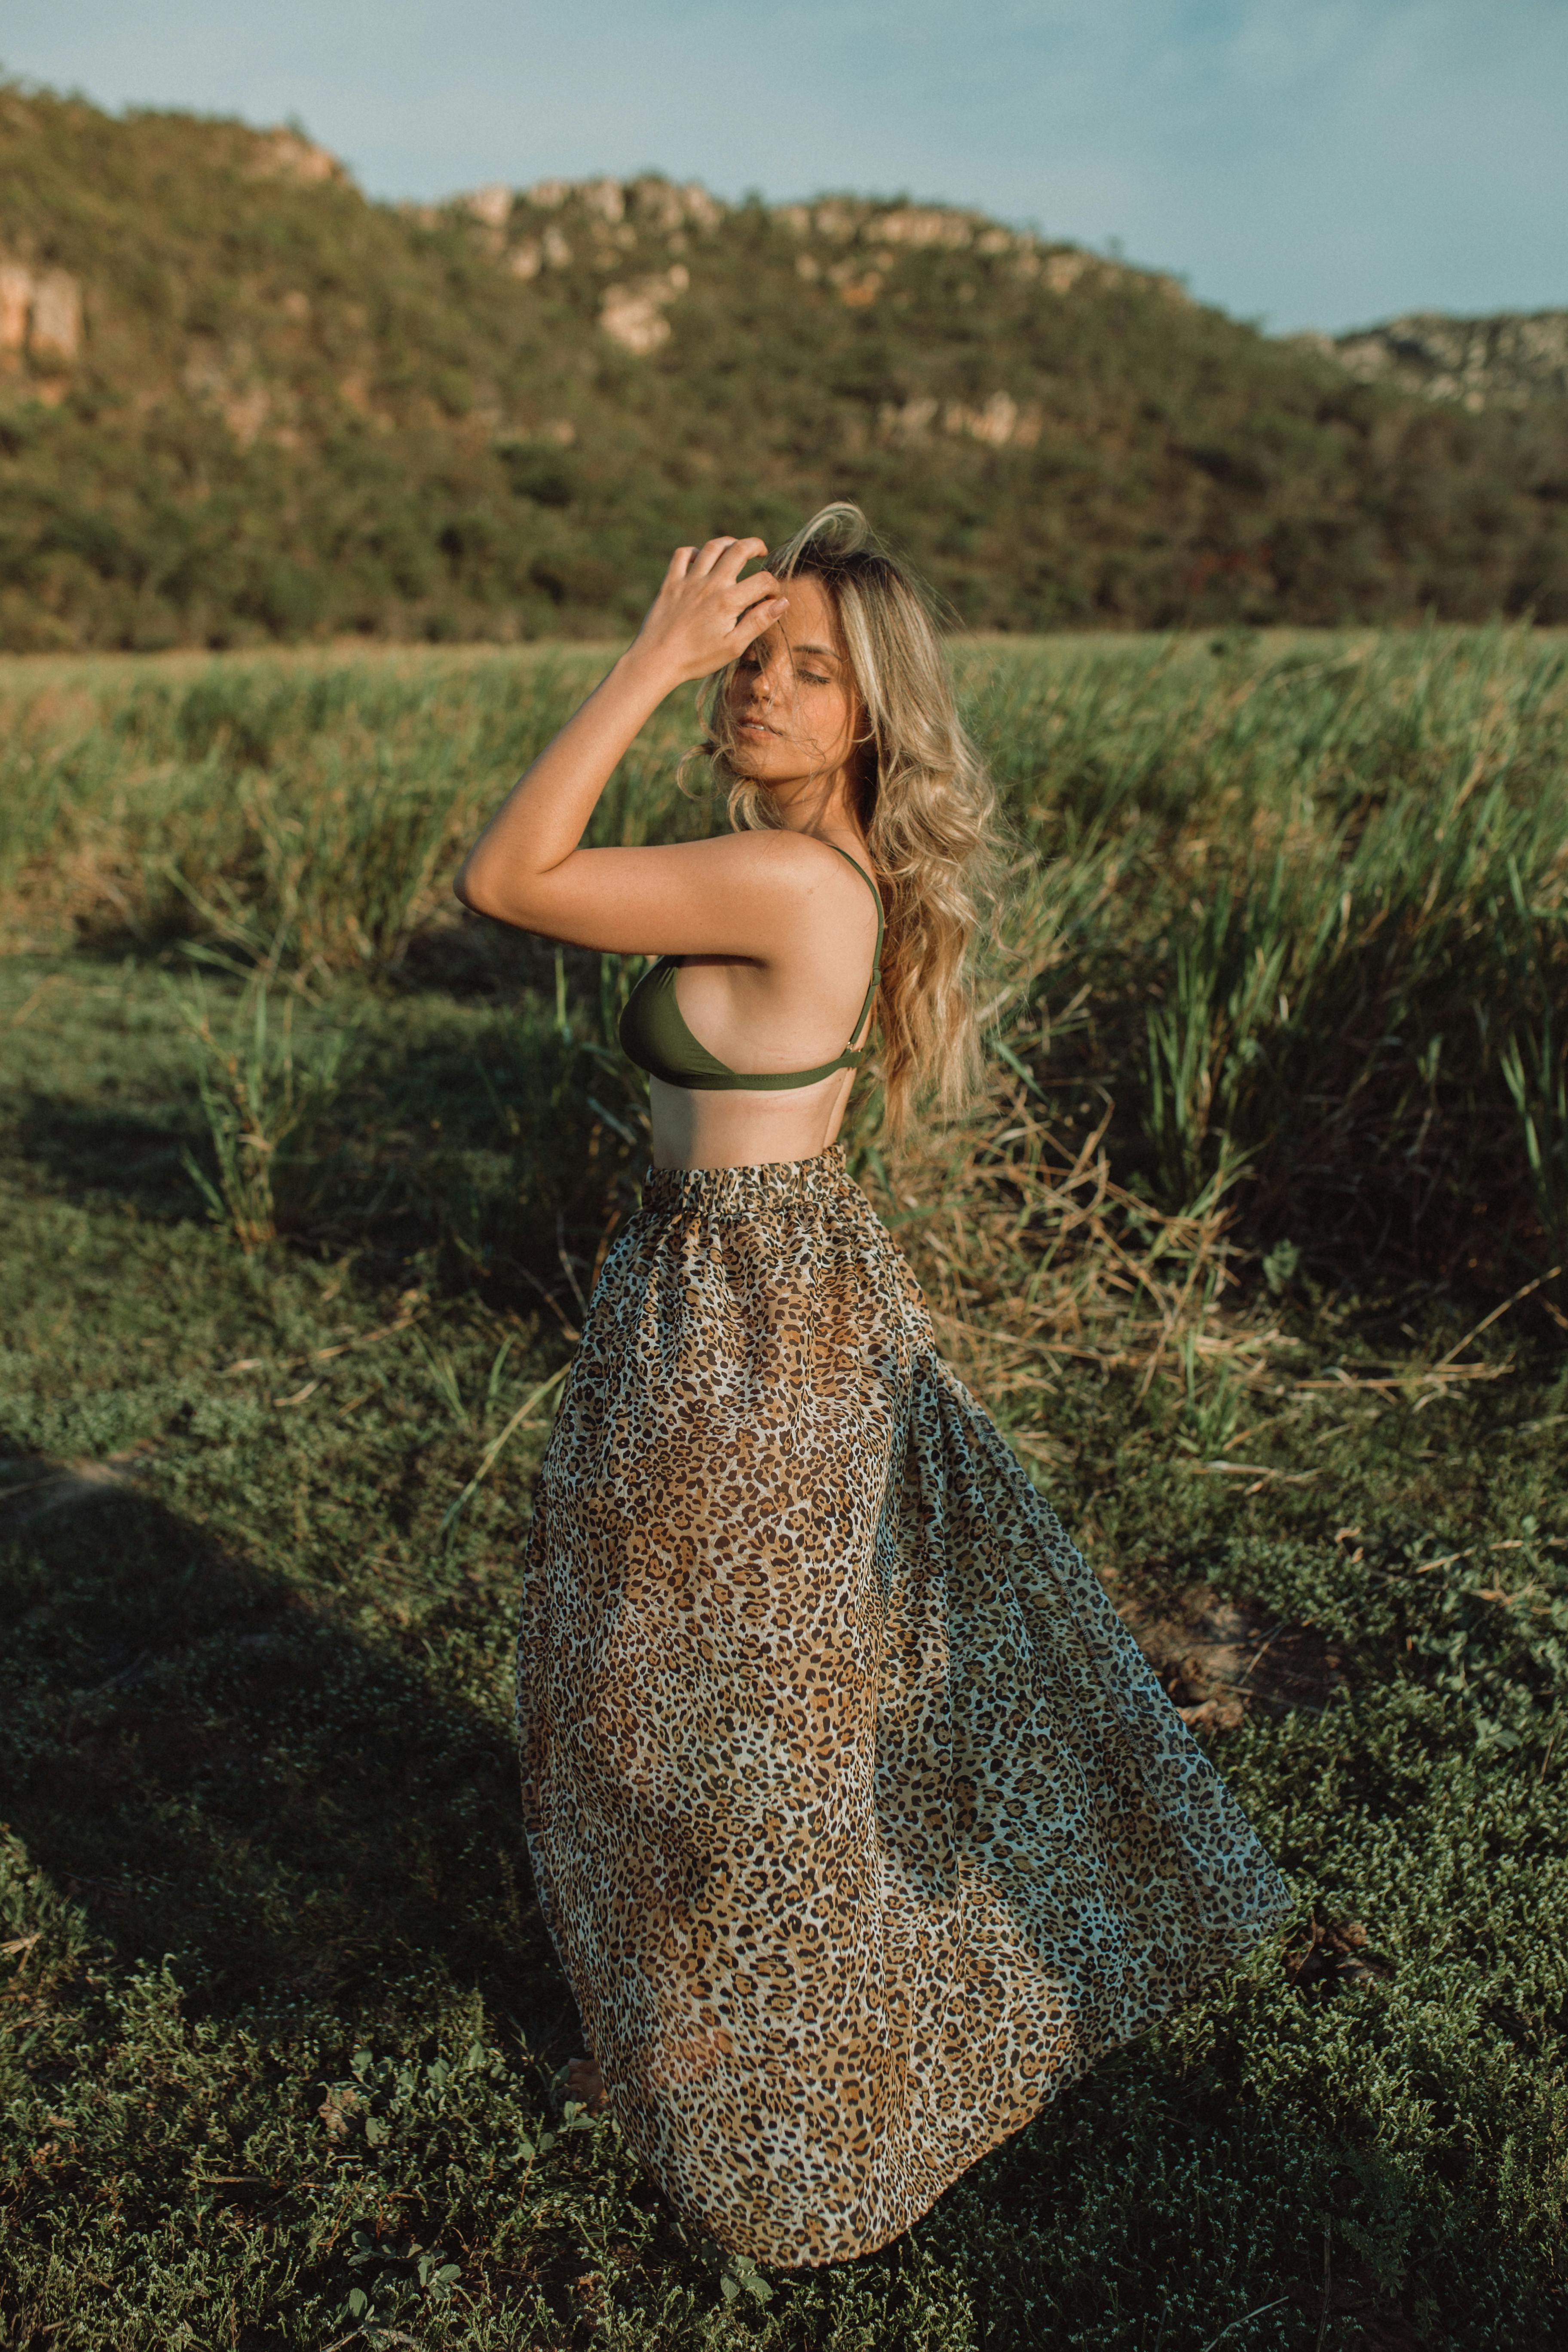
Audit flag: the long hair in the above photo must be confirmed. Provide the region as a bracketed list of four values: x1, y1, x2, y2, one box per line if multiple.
[694, 503, 1002, 1139]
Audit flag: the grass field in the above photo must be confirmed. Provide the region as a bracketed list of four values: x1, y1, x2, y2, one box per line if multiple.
[2, 629, 1566, 2350]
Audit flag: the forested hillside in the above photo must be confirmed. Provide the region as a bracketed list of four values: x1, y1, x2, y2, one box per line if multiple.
[3, 81, 1567, 647]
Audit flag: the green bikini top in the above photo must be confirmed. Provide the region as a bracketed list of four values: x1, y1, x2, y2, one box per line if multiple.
[618, 843, 884, 1093]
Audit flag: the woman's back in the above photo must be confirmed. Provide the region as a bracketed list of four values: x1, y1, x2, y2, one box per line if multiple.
[621, 831, 883, 1169]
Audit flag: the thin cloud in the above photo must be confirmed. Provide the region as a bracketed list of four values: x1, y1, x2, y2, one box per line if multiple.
[1, 0, 1563, 327]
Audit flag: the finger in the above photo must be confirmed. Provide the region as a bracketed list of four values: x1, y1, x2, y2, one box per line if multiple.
[665, 545, 697, 582]
[734, 596, 789, 648]
[688, 536, 738, 579]
[710, 536, 770, 584]
[734, 570, 783, 610]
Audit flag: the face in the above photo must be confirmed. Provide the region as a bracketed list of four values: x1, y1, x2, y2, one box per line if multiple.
[722, 573, 860, 788]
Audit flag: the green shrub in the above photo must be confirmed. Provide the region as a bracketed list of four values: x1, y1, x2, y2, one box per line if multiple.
[3, 83, 1568, 649]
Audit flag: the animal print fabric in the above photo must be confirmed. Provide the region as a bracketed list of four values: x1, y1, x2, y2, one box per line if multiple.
[516, 1142, 1291, 2268]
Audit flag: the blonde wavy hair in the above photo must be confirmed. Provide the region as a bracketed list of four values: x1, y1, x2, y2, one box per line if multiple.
[693, 503, 1002, 1139]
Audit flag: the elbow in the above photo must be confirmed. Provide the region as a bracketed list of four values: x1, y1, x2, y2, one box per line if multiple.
[453, 853, 499, 919]
[454, 851, 542, 931]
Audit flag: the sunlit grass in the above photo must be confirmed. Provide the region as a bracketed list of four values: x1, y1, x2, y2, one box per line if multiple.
[2, 631, 1566, 2349]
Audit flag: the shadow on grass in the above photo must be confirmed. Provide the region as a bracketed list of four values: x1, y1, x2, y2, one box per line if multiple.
[9, 994, 644, 1319]
[9, 1102, 205, 1225]
[3, 1422, 1563, 2339]
[0, 1455, 572, 2050]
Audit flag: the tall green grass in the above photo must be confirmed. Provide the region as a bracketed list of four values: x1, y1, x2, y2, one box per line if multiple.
[0, 651, 719, 972]
[7, 627, 1568, 1294]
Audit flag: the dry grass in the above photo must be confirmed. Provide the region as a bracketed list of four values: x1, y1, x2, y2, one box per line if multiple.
[864, 1083, 1265, 1400]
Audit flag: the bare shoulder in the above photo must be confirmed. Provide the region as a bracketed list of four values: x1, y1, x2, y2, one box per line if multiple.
[702, 827, 876, 905]
[616, 827, 875, 962]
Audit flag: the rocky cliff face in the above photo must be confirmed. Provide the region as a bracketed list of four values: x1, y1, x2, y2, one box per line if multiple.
[1321, 311, 1568, 411]
[435, 174, 1184, 362]
[0, 257, 82, 380]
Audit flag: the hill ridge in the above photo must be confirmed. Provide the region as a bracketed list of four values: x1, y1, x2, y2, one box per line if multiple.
[1, 85, 1566, 646]
[1324, 309, 1568, 412]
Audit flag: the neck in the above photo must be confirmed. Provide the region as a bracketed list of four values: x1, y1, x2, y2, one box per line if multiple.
[764, 767, 860, 842]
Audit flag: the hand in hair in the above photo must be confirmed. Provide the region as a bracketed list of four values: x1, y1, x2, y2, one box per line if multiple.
[453, 534, 807, 952]
[626, 538, 788, 689]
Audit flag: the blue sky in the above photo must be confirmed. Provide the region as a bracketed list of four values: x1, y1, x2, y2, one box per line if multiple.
[4, 0, 1565, 331]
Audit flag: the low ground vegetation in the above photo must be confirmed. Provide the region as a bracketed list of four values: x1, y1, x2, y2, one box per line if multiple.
[1, 631, 1566, 2347]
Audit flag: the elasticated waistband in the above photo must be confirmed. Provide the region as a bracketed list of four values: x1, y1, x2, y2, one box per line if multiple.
[640, 1141, 854, 1218]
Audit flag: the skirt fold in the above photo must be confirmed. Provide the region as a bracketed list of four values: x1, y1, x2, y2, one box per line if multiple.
[517, 1143, 1289, 2267]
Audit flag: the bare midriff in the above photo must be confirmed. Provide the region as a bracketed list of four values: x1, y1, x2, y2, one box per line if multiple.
[648, 1066, 858, 1171]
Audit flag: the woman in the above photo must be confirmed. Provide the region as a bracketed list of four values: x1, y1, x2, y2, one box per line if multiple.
[456, 506, 1290, 2269]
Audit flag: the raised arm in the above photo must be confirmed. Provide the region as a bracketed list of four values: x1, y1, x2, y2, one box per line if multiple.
[454, 536, 806, 957]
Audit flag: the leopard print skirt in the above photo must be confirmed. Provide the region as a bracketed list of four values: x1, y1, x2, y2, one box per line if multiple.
[516, 1142, 1291, 2268]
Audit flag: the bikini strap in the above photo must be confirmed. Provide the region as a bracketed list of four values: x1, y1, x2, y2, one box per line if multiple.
[824, 842, 884, 1053]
